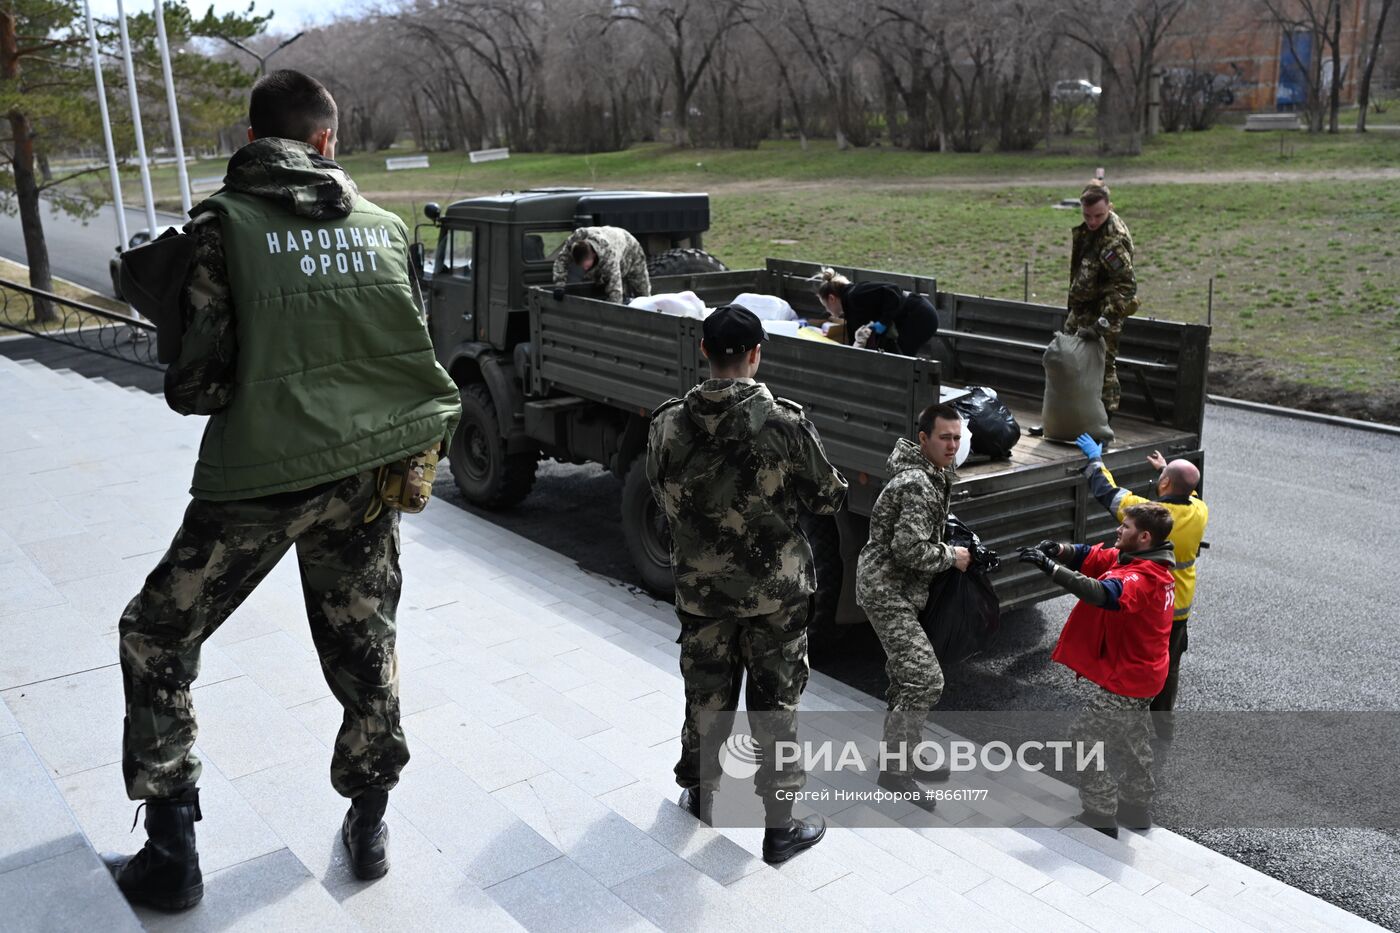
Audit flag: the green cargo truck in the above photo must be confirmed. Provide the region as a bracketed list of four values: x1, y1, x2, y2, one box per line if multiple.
[415, 187, 1210, 648]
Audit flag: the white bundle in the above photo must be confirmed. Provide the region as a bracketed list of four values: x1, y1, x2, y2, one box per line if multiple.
[732, 292, 799, 321]
[628, 291, 707, 319]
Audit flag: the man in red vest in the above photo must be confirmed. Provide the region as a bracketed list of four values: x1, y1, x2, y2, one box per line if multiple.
[1019, 503, 1175, 837]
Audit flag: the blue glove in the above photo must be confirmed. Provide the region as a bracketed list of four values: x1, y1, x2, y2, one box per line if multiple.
[1075, 433, 1103, 461]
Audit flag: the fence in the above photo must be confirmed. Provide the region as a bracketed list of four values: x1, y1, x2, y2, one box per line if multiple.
[0, 278, 161, 370]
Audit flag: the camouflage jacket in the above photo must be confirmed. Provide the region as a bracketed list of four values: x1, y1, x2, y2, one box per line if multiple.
[855, 438, 956, 611]
[164, 138, 429, 416]
[1068, 211, 1137, 323]
[647, 378, 848, 619]
[551, 225, 651, 304]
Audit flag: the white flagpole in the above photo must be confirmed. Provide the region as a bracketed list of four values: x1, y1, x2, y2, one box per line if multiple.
[152, 0, 191, 215]
[82, 0, 127, 249]
[116, 0, 159, 237]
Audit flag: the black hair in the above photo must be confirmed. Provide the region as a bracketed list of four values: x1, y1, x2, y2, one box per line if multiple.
[917, 402, 961, 437]
[570, 240, 595, 265]
[249, 69, 338, 143]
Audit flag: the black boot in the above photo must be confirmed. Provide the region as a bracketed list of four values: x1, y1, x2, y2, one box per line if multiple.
[1073, 808, 1119, 839]
[101, 788, 204, 912]
[761, 797, 825, 864]
[678, 788, 714, 826]
[342, 788, 390, 880]
[1117, 800, 1153, 831]
[877, 771, 936, 812]
[762, 815, 826, 864]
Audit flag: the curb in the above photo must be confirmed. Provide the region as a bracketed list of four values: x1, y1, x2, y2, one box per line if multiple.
[1207, 394, 1400, 437]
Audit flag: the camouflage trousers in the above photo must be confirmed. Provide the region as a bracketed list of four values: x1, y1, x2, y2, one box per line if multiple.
[1064, 307, 1123, 414]
[866, 604, 944, 774]
[1072, 682, 1154, 815]
[674, 597, 811, 800]
[118, 470, 406, 801]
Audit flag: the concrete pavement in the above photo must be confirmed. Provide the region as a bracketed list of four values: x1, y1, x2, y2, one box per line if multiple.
[0, 354, 1385, 933]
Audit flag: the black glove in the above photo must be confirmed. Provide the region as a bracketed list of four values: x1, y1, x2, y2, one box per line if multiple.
[552, 287, 565, 301]
[1018, 547, 1057, 575]
[1036, 540, 1064, 559]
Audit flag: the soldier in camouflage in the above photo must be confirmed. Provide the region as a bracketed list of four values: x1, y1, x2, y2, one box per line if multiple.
[551, 225, 651, 304]
[647, 304, 847, 864]
[1065, 181, 1138, 414]
[102, 71, 461, 911]
[855, 404, 971, 804]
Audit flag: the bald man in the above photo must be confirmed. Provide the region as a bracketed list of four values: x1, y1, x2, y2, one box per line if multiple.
[1075, 435, 1209, 739]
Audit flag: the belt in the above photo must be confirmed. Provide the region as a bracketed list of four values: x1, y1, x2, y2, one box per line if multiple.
[1176, 558, 1196, 570]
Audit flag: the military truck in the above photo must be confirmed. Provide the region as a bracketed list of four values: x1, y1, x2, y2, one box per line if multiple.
[414, 188, 1210, 649]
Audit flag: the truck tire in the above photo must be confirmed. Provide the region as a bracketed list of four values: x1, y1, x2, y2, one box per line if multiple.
[801, 512, 848, 655]
[621, 456, 676, 598]
[646, 248, 728, 278]
[448, 382, 537, 509]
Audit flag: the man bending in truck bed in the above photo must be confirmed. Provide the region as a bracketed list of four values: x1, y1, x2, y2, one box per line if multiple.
[551, 225, 652, 304]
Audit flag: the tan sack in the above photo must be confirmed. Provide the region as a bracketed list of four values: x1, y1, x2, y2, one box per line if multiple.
[1041, 331, 1113, 444]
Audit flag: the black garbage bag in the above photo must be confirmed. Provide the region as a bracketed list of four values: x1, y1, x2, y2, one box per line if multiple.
[919, 515, 1001, 666]
[952, 387, 1020, 459]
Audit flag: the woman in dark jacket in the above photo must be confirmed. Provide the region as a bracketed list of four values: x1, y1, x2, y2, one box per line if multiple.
[816, 268, 940, 357]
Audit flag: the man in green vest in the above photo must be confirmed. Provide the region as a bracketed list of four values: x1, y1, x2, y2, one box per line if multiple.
[101, 70, 461, 911]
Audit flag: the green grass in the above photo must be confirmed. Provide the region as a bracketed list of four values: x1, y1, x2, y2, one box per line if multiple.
[121, 123, 1400, 210]
[89, 126, 1400, 396]
[676, 180, 1398, 395]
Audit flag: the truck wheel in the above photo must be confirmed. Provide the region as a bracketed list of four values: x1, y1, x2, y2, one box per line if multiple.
[801, 512, 847, 655]
[646, 248, 728, 278]
[449, 382, 537, 509]
[621, 457, 675, 598]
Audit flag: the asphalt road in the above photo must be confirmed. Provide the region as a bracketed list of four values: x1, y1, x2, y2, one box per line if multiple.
[3, 207, 1399, 929]
[0, 200, 185, 296]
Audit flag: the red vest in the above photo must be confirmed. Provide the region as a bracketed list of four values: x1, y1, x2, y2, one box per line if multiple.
[1051, 545, 1174, 698]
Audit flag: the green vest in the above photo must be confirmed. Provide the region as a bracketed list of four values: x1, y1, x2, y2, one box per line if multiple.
[189, 191, 460, 500]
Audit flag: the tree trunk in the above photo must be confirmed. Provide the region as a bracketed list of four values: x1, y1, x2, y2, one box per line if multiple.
[1356, 0, 1395, 132]
[1328, 0, 1342, 133]
[2, 13, 53, 322]
[9, 110, 55, 322]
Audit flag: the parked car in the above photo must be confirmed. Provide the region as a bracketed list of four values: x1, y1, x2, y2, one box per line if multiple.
[110, 226, 180, 300]
[1052, 78, 1102, 103]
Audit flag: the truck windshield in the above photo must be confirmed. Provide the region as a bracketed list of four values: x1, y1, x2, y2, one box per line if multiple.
[523, 229, 572, 265]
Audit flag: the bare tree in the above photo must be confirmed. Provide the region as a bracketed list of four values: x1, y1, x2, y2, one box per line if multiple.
[771, 0, 872, 148]
[1259, 0, 1347, 133]
[1356, 0, 1397, 131]
[1062, 0, 1189, 152]
[608, 0, 750, 147]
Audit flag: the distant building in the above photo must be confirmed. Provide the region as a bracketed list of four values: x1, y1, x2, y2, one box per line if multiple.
[1160, 0, 1381, 112]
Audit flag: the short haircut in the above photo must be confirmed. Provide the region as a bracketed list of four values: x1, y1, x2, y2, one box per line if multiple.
[249, 70, 338, 143]
[1124, 502, 1173, 546]
[917, 402, 962, 437]
[1080, 180, 1111, 207]
[570, 240, 595, 264]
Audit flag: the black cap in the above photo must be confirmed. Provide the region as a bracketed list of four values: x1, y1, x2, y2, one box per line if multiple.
[702, 303, 766, 356]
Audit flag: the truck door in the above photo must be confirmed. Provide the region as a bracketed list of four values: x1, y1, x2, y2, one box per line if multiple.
[430, 224, 478, 347]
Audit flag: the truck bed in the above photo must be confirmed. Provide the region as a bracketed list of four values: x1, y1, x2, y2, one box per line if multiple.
[953, 391, 1190, 481]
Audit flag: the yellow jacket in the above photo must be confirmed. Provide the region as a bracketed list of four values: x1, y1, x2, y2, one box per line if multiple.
[1085, 462, 1208, 620]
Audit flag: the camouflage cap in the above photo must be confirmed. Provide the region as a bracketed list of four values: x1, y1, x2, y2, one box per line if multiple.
[703, 303, 766, 355]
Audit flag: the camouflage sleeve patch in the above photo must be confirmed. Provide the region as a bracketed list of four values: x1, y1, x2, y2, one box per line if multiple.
[163, 214, 237, 416]
[1101, 247, 1124, 272]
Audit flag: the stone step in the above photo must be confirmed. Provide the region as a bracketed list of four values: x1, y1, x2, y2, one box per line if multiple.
[0, 711, 142, 933]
